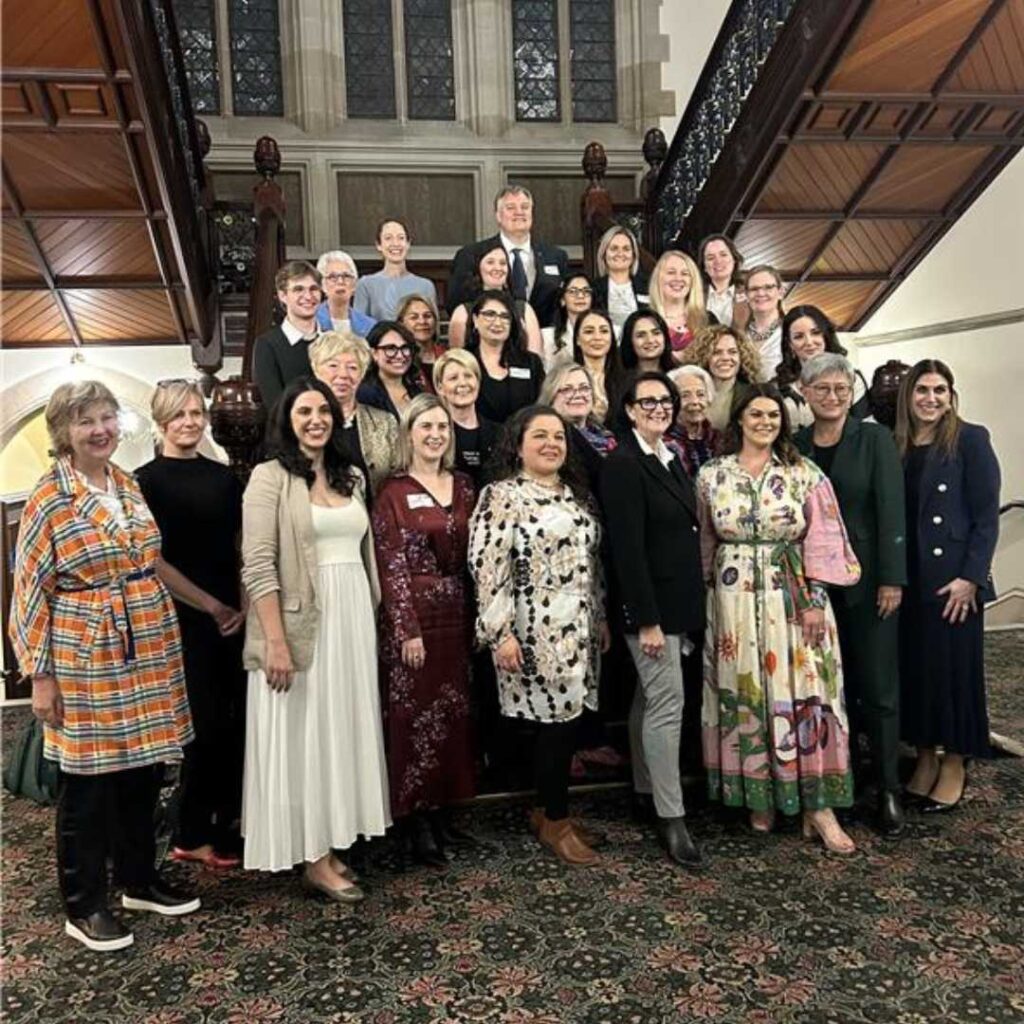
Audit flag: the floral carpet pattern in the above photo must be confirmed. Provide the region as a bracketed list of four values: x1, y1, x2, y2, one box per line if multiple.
[2, 634, 1022, 1024]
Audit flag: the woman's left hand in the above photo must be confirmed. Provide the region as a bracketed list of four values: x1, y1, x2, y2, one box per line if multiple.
[876, 585, 902, 619]
[401, 637, 426, 669]
[599, 622, 611, 653]
[800, 607, 827, 647]
[937, 577, 978, 624]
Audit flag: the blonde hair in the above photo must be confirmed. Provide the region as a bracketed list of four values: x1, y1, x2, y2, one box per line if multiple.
[396, 393, 455, 471]
[649, 250, 708, 331]
[538, 362, 594, 406]
[45, 380, 120, 457]
[432, 347, 481, 392]
[683, 324, 762, 383]
[151, 380, 206, 430]
[595, 225, 639, 277]
[308, 330, 371, 377]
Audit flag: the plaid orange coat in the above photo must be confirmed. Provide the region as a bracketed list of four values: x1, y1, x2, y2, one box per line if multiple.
[9, 456, 193, 774]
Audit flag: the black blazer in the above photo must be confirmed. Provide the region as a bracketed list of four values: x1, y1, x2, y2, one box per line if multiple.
[252, 326, 313, 414]
[356, 375, 425, 419]
[600, 431, 705, 634]
[471, 348, 545, 424]
[795, 417, 907, 607]
[592, 271, 651, 312]
[447, 234, 570, 326]
[908, 422, 1000, 604]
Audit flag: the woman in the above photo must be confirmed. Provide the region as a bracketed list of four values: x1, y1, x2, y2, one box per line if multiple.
[699, 234, 748, 331]
[572, 309, 624, 425]
[895, 360, 1000, 811]
[601, 372, 705, 868]
[357, 321, 425, 419]
[397, 292, 446, 388]
[697, 385, 860, 852]
[448, 244, 543, 355]
[309, 330, 398, 494]
[241, 378, 390, 899]
[373, 395, 477, 864]
[794, 354, 908, 836]
[683, 324, 762, 430]
[432, 348, 501, 486]
[592, 226, 650, 334]
[353, 218, 437, 320]
[540, 364, 616, 490]
[777, 305, 869, 429]
[136, 381, 245, 870]
[666, 364, 720, 478]
[466, 289, 546, 424]
[11, 381, 198, 952]
[620, 309, 675, 376]
[648, 249, 712, 360]
[540, 273, 594, 371]
[744, 265, 786, 381]
[469, 406, 607, 866]
[315, 249, 376, 338]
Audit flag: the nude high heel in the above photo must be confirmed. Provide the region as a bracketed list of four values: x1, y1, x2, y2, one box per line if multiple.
[802, 810, 856, 855]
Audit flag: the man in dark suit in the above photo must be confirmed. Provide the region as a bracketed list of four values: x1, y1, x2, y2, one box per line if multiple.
[446, 186, 569, 327]
[252, 261, 323, 413]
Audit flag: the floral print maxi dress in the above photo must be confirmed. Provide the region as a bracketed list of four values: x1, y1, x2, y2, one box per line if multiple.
[696, 455, 860, 814]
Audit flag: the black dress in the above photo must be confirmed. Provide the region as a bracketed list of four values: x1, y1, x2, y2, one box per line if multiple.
[135, 454, 247, 852]
[472, 349, 545, 423]
[453, 417, 501, 487]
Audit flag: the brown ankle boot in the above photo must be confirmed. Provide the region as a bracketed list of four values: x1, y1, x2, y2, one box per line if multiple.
[528, 808, 606, 849]
[537, 815, 600, 866]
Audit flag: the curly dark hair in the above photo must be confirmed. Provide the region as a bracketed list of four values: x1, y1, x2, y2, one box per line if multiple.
[776, 305, 847, 387]
[363, 320, 424, 396]
[487, 404, 592, 506]
[620, 309, 675, 372]
[722, 383, 800, 465]
[268, 377, 358, 495]
[466, 289, 527, 366]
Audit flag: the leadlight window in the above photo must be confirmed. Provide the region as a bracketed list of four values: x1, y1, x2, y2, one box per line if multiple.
[343, 0, 397, 119]
[403, 0, 455, 121]
[174, 0, 221, 114]
[570, 0, 616, 122]
[512, 0, 561, 122]
[228, 0, 284, 115]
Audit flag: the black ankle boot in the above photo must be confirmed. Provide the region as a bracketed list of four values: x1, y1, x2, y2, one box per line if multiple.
[876, 790, 906, 837]
[429, 809, 478, 850]
[657, 816, 702, 869]
[409, 813, 447, 867]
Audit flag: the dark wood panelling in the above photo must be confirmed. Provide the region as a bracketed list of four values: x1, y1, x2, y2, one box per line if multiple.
[63, 288, 178, 341]
[783, 280, 886, 328]
[1, 0, 105, 70]
[825, 0, 990, 93]
[35, 218, 159, 279]
[1, 222, 45, 282]
[733, 220, 834, 273]
[756, 144, 884, 212]
[858, 145, 993, 211]
[0, 290, 74, 341]
[948, 0, 1024, 92]
[812, 219, 931, 275]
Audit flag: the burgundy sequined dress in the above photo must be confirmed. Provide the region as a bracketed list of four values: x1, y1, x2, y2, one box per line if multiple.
[372, 472, 477, 816]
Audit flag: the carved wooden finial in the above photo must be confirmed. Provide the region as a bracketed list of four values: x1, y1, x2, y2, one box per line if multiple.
[582, 141, 607, 187]
[254, 136, 281, 180]
[642, 127, 667, 171]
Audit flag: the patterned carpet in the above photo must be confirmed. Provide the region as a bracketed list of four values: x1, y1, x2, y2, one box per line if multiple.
[2, 633, 1022, 1024]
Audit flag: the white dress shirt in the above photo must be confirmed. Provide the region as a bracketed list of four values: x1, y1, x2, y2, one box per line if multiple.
[633, 429, 675, 469]
[501, 232, 535, 295]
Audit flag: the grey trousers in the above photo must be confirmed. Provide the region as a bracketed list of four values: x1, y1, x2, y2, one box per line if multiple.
[626, 633, 686, 819]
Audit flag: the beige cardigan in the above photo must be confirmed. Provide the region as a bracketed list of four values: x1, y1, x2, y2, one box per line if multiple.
[241, 459, 380, 672]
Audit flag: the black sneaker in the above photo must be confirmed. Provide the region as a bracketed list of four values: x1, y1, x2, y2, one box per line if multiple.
[65, 910, 134, 952]
[122, 878, 201, 916]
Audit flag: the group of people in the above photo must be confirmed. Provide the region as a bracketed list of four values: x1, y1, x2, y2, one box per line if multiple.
[10, 186, 1001, 954]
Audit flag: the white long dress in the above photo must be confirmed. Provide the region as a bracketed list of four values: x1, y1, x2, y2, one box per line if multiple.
[242, 500, 391, 871]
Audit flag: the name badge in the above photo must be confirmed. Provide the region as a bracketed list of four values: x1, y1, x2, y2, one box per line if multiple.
[637, 293, 650, 304]
[406, 493, 433, 510]
[543, 264, 559, 275]
[509, 366, 532, 379]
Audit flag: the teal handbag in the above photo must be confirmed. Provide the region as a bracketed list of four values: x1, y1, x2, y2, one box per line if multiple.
[3, 717, 59, 805]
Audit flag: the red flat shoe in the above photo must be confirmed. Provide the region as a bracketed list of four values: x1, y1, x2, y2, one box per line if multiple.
[170, 847, 240, 870]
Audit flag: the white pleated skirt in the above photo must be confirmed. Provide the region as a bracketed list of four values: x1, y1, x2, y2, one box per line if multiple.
[241, 563, 392, 871]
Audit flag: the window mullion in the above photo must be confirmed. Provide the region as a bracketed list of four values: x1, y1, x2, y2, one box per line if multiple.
[393, 0, 408, 122]
[216, 0, 234, 116]
[558, 0, 572, 126]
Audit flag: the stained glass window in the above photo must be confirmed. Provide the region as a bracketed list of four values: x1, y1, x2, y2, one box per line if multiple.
[403, 0, 455, 120]
[512, 0, 560, 122]
[228, 0, 283, 116]
[570, 0, 616, 122]
[173, 0, 220, 114]
[343, 0, 397, 119]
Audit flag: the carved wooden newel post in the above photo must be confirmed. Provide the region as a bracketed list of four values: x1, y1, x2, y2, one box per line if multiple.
[640, 127, 667, 256]
[580, 142, 614, 280]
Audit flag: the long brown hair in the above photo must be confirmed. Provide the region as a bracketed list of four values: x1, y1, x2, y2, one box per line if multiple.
[894, 359, 962, 458]
[723, 383, 800, 465]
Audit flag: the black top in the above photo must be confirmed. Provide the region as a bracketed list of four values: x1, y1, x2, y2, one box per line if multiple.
[904, 443, 931, 579]
[812, 441, 838, 476]
[472, 349, 545, 424]
[453, 417, 501, 486]
[252, 326, 313, 415]
[356, 375, 424, 419]
[135, 455, 243, 613]
[339, 418, 370, 490]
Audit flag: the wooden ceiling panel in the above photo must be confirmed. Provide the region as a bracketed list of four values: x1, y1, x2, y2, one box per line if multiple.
[1, 0, 104, 70]
[3, 134, 141, 212]
[812, 219, 931, 275]
[824, 0, 989, 93]
[0, 290, 72, 342]
[783, 281, 885, 330]
[1, 222, 45, 282]
[756, 144, 885, 212]
[35, 219, 159, 280]
[64, 289, 178, 341]
[733, 220, 834, 273]
[948, 0, 1024, 93]
[858, 145, 993, 211]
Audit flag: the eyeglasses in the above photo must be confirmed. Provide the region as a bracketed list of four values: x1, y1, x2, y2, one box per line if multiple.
[807, 383, 852, 399]
[565, 287, 593, 298]
[324, 272, 356, 284]
[286, 285, 322, 296]
[477, 310, 513, 323]
[377, 344, 413, 360]
[633, 396, 675, 412]
[556, 384, 592, 398]
[747, 284, 779, 294]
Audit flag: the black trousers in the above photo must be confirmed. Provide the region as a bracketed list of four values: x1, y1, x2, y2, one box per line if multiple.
[56, 765, 161, 919]
[533, 719, 578, 821]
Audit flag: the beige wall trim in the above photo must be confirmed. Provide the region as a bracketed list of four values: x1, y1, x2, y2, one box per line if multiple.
[856, 308, 1024, 348]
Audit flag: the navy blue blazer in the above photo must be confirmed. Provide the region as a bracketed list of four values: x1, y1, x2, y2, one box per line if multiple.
[908, 422, 1000, 604]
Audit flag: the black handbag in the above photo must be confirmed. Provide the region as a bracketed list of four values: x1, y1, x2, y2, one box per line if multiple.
[3, 717, 59, 805]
